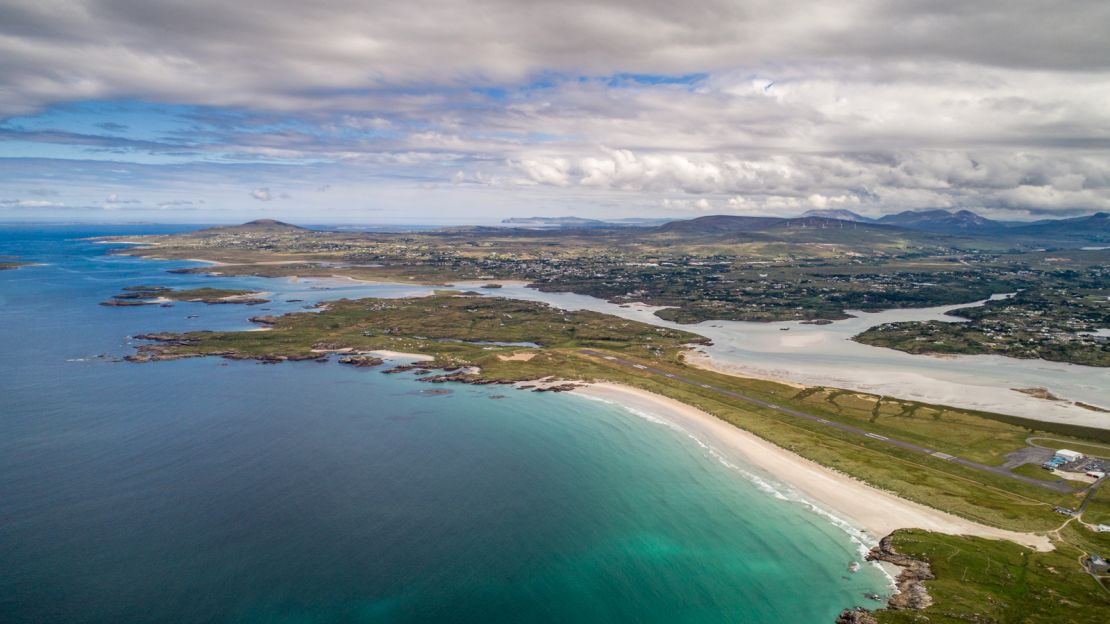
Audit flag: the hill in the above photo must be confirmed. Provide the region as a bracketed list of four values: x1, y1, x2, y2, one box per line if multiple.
[876, 209, 1001, 234]
[654, 215, 784, 234]
[203, 219, 310, 233]
[1008, 212, 1109, 242]
[798, 209, 874, 222]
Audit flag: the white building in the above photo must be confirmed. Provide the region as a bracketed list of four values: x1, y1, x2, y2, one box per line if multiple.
[1054, 449, 1084, 462]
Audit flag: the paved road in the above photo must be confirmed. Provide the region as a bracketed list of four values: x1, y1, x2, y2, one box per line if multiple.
[581, 350, 1072, 493]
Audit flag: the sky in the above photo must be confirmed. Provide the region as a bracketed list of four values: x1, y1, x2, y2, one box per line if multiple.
[1, 1, 1109, 224]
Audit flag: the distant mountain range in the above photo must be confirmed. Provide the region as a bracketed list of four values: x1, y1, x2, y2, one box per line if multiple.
[505, 210, 1108, 241]
[501, 216, 674, 228]
[223, 211, 1108, 247]
[794, 208, 1109, 239]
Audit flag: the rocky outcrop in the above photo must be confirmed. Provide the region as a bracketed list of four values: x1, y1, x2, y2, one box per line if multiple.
[416, 373, 518, 385]
[870, 534, 934, 610]
[835, 608, 877, 624]
[381, 362, 461, 374]
[132, 333, 201, 345]
[531, 382, 583, 392]
[126, 333, 326, 364]
[835, 534, 934, 623]
[100, 298, 155, 306]
[249, 315, 281, 325]
[338, 355, 384, 367]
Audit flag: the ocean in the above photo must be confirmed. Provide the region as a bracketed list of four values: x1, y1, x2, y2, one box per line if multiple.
[0, 225, 889, 623]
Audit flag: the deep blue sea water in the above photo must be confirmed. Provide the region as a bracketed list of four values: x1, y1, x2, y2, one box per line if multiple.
[0, 225, 888, 623]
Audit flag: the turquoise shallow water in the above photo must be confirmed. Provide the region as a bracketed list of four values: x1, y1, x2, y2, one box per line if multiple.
[0, 225, 888, 623]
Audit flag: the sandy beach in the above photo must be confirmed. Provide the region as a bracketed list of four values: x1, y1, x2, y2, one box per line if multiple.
[575, 382, 1053, 552]
[369, 349, 434, 361]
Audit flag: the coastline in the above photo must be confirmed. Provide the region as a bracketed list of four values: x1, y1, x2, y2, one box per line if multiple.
[114, 250, 1110, 426]
[573, 381, 1053, 552]
[683, 350, 807, 388]
[368, 349, 434, 361]
[105, 250, 1086, 551]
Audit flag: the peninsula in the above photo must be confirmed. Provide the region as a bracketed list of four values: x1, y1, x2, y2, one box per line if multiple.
[100, 285, 270, 307]
[101, 214, 1109, 366]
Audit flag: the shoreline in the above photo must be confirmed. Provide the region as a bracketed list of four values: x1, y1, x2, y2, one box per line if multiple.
[368, 349, 434, 361]
[139, 252, 1107, 424]
[683, 350, 808, 388]
[573, 381, 1053, 552]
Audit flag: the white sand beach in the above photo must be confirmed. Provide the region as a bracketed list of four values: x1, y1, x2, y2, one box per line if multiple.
[575, 382, 1053, 552]
[369, 349, 434, 361]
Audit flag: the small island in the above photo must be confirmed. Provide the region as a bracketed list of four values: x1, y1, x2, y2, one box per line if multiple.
[101, 286, 270, 307]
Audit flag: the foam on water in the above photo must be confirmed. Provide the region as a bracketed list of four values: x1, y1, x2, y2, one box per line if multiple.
[576, 392, 896, 588]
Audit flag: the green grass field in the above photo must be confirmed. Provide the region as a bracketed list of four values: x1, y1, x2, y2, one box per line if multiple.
[870, 530, 1109, 623]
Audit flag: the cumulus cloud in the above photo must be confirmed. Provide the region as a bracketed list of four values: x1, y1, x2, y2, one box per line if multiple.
[2, 1, 1108, 115]
[513, 148, 1110, 215]
[1, 1, 1109, 219]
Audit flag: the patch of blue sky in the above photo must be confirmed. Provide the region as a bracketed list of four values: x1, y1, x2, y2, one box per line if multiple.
[604, 72, 707, 88]
[0, 140, 196, 165]
[482, 130, 569, 143]
[3, 100, 202, 143]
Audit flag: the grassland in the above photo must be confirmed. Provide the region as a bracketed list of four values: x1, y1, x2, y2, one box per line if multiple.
[869, 529, 1109, 623]
[101, 286, 268, 306]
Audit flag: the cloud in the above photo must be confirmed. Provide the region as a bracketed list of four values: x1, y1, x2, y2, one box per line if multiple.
[155, 199, 196, 210]
[0, 198, 67, 208]
[104, 193, 140, 204]
[2, 1, 1109, 116]
[1, 1, 1109, 220]
[512, 148, 1110, 215]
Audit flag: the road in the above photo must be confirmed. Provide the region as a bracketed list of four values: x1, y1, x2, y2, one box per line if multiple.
[581, 349, 1073, 493]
